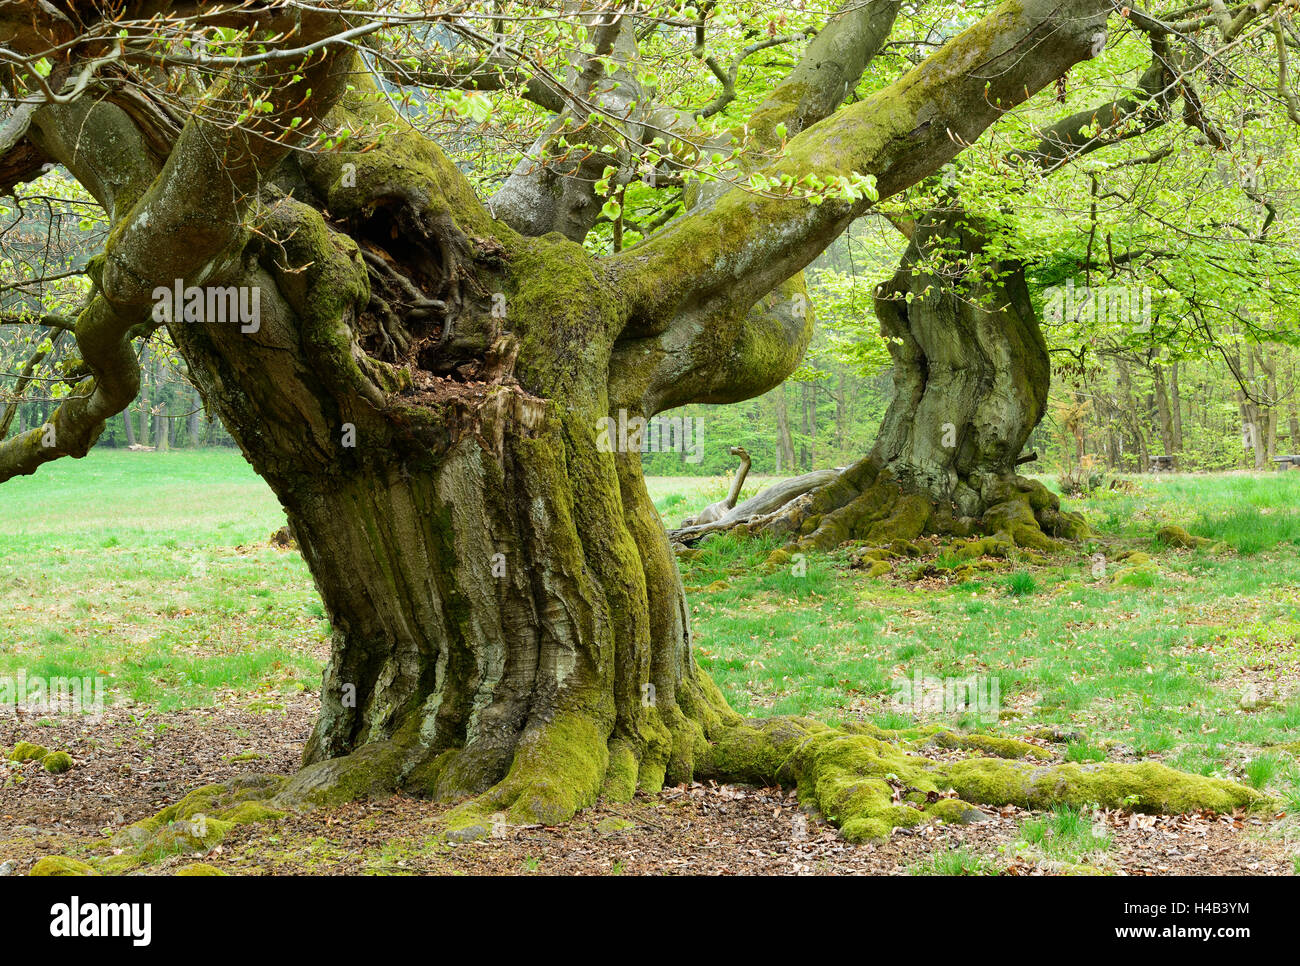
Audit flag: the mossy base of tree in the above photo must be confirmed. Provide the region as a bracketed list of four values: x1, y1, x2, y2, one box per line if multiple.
[675, 457, 1089, 559]
[30, 666, 1271, 873]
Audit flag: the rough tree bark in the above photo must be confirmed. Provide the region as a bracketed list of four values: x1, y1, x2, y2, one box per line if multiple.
[0, 1, 1266, 854]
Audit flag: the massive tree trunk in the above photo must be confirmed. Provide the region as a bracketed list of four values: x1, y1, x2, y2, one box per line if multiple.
[869, 213, 1069, 535]
[676, 211, 1087, 552]
[143, 104, 737, 824]
[269, 420, 721, 816]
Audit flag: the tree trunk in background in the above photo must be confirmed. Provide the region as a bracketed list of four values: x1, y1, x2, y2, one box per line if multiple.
[1153, 361, 1174, 459]
[155, 410, 170, 452]
[1259, 346, 1278, 462]
[1240, 398, 1263, 469]
[1240, 348, 1266, 469]
[1117, 360, 1147, 472]
[684, 211, 1086, 551]
[835, 372, 848, 457]
[1073, 391, 1088, 467]
[1170, 360, 1184, 465]
[773, 386, 795, 474]
[123, 410, 136, 446]
[870, 213, 1048, 514]
[801, 383, 816, 471]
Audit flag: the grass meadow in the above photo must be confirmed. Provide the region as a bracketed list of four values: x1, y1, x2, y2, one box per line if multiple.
[4, 449, 1300, 829]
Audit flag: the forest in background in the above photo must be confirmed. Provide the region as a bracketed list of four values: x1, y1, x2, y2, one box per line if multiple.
[3, 0, 1300, 885]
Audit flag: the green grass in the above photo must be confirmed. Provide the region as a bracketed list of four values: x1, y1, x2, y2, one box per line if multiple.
[1065, 741, 1108, 763]
[1003, 571, 1037, 596]
[1017, 806, 1112, 863]
[673, 472, 1300, 813]
[0, 449, 325, 710]
[646, 473, 783, 523]
[909, 849, 998, 876]
[1042, 471, 1300, 554]
[1244, 753, 1284, 790]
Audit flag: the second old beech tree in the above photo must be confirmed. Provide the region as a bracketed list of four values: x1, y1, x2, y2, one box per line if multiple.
[0, 0, 1289, 846]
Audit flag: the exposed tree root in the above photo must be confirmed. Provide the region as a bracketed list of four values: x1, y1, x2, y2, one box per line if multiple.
[696, 717, 1268, 842]
[434, 713, 611, 839]
[71, 775, 292, 874]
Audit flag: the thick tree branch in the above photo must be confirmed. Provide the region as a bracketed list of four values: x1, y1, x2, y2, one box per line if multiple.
[607, 0, 903, 416]
[611, 0, 1113, 342]
[488, 2, 647, 240]
[0, 6, 354, 482]
[0, 99, 52, 193]
[379, 48, 568, 113]
[1010, 60, 1174, 172]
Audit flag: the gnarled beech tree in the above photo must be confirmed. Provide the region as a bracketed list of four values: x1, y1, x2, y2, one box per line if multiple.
[0, 0, 1265, 850]
[676, 26, 1265, 553]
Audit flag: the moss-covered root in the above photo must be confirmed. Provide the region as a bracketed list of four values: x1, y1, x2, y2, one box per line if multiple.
[698, 719, 1269, 844]
[109, 774, 288, 866]
[30, 856, 97, 876]
[1156, 524, 1216, 550]
[273, 733, 417, 809]
[437, 712, 611, 842]
[942, 759, 1267, 814]
[742, 467, 1088, 556]
[791, 478, 932, 554]
[982, 477, 1089, 551]
[27, 775, 291, 876]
